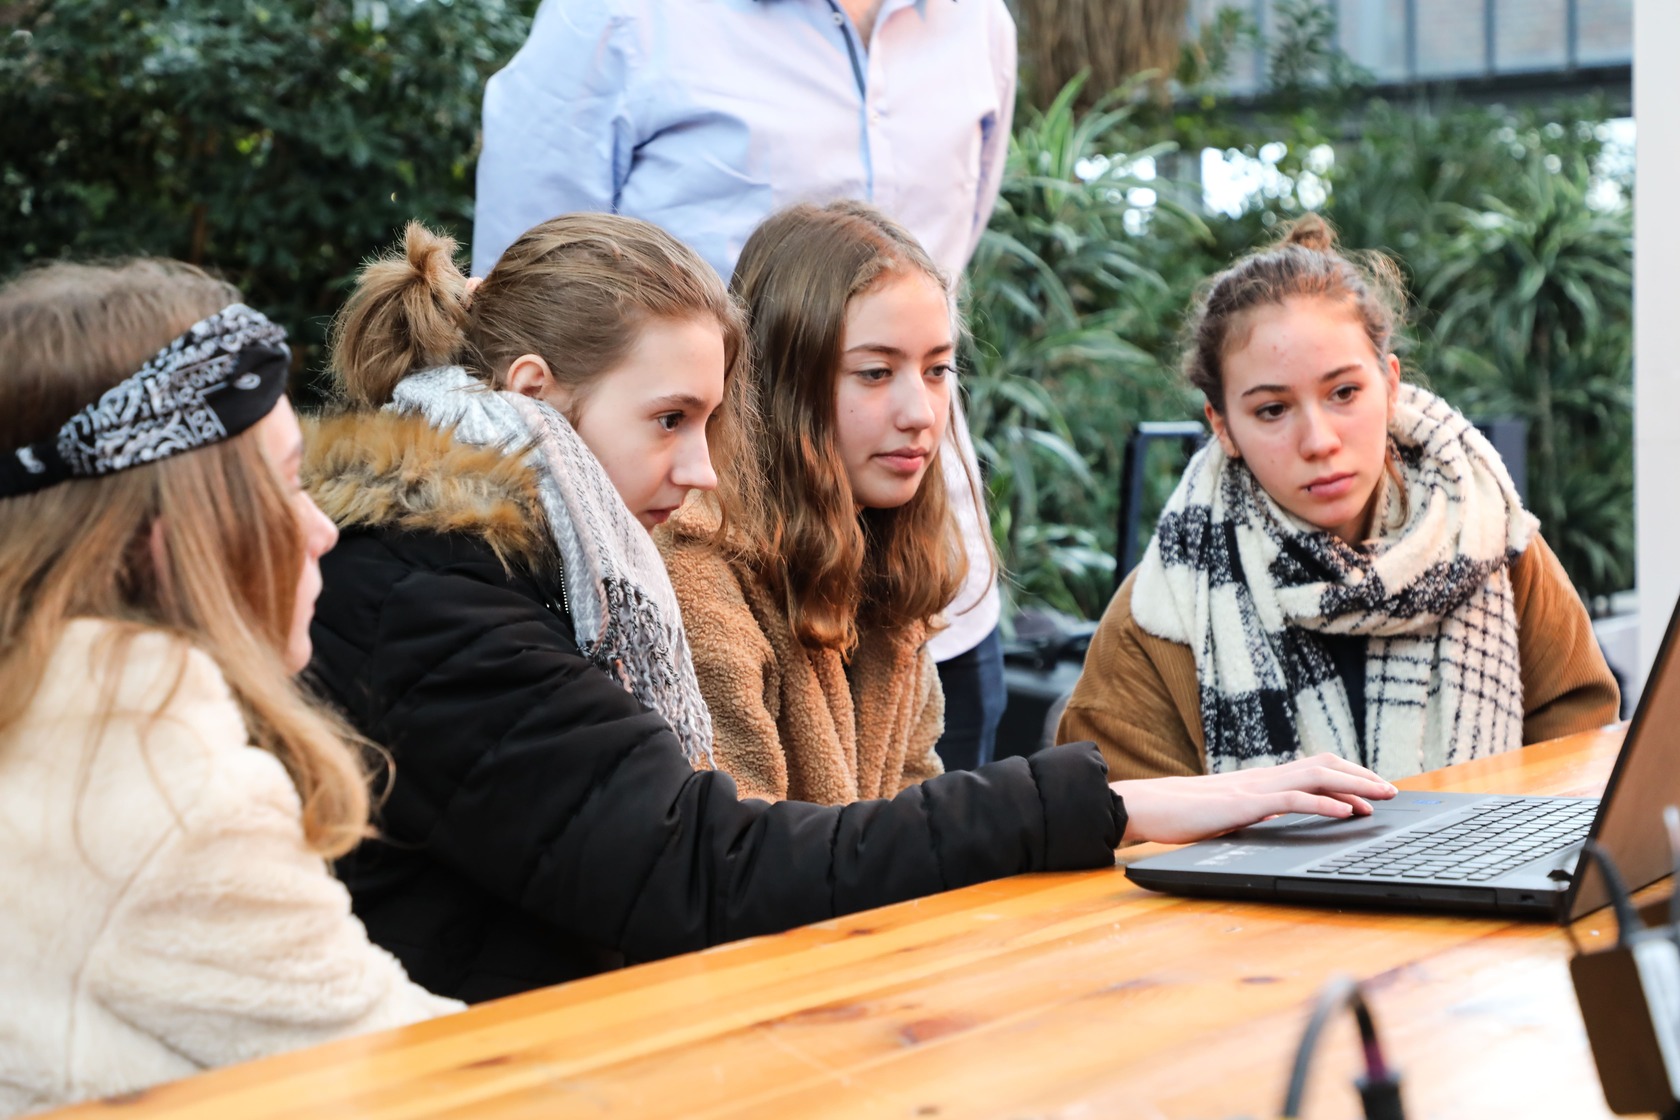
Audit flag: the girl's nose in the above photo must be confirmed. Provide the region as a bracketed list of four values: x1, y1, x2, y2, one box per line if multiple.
[303, 494, 339, 559]
[895, 378, 937, 432]
[1299, 405, 1342, 458]
[671, 433, 718, 492]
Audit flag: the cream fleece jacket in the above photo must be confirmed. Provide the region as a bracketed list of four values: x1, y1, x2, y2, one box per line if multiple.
[0, 620, 459, 1117]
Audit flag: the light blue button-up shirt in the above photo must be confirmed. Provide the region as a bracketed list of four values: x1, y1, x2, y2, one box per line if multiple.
[473, 0, 1015, 283]
[473, 0, 1014, 655]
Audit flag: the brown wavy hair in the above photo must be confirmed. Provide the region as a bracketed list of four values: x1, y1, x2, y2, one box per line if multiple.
[1183, 212, 1408, 413]
[327, 216, 750, 490]
[722, 201, 978, 653]
[0, 260, 373, 859]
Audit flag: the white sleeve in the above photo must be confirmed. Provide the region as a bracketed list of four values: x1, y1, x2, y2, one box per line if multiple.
[85, 739, 460, 1068]
[471, 0, 640, 275]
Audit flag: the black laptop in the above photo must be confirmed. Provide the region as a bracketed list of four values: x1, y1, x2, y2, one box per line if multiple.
[1125, 597, 1680, 920]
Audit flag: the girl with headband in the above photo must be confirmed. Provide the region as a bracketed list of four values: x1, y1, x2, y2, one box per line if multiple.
[1059, 215, 1618, 782]
[307, 214, 1397, 1004]
[0, 261, 458, 1117]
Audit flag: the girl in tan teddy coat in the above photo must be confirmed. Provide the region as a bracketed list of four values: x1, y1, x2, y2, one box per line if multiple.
[659, 201, 994, 804]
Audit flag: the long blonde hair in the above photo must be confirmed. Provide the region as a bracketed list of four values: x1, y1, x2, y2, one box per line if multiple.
[0, 260, 373, 859]
[724, 201, 977, 653]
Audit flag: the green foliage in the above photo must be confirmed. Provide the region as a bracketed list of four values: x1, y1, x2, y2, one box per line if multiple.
[963, 76, 1204, 617]
[4, 0, 1632, 611]
[1319, 99, 1632, 604]
[1326, 98, 1620, 277]
[0, 0, 538, 390]
[1420, 157, 1634, 597]
[1264, 0, 1373, 100]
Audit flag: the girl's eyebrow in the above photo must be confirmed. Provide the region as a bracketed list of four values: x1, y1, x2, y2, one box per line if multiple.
[646, 393, 710, 410]
[1238, 364, 1364, 398]
[844, 342, 955, 359]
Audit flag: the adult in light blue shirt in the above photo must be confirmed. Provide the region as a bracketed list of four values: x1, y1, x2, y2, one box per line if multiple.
[474, 0, 1015, 770]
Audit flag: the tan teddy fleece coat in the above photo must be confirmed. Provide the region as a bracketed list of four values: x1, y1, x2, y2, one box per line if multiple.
[657, 501, 945, 805]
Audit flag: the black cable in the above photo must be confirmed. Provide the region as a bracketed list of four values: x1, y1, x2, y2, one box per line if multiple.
[1284, 839, 1652, 1119]
[1568, 839, 1642, 945]
[1282, 975, 1354, 1117]
[1281, 974, 1404, 1120]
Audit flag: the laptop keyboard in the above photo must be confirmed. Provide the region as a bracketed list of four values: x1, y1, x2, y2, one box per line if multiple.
[1306, 797, 1597, 882]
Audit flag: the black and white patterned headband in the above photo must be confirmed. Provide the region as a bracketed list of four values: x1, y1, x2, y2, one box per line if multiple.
[0, 303, 290, 499]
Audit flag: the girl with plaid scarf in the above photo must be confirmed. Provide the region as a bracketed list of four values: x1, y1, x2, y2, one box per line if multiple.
[1060, 216, 1619, 783]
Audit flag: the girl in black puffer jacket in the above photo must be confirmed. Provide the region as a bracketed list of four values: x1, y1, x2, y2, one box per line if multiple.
[307, 214, 1396, 1004]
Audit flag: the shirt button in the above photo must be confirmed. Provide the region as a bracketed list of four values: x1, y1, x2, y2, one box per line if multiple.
[832, 11, 843, 23]
[869, 110, 881, 124]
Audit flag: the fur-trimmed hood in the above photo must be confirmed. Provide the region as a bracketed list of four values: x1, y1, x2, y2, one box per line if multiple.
[303, 409, 552, 569]
[309, 386, 716, 766]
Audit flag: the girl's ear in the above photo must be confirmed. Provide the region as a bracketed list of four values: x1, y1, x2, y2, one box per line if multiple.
[1205, 400, 1239, 460]
[1384, 353, 1402, 402]
[505, 353, 571, 410]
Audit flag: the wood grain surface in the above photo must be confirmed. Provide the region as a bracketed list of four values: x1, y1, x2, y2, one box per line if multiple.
[46, 726, 1645, 1120]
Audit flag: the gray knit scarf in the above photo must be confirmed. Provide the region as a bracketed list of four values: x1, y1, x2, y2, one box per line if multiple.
[389, 367, 714, 766]
[1132, 384, 1537, 780]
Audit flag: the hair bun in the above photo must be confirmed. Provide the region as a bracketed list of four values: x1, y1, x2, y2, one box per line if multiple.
[328, 222, 469, 408]
[402, 222, 464, 298]
[1281, 212, 1336, 253]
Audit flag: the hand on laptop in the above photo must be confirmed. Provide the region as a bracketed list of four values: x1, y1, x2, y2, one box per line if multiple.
[1112, 754, 1399, 844]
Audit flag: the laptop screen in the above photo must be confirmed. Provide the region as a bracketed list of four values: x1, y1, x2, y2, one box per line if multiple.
[1568, 596, 1680, 920]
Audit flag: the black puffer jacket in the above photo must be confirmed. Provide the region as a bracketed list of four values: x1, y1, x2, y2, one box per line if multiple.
[305, 410, 1125, 1004]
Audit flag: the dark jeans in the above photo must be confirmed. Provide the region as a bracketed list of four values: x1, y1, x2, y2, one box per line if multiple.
[933, 626, 1005, 772]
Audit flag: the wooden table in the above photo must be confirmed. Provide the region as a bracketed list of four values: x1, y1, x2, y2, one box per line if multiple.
[56, 727, 1644, 1120]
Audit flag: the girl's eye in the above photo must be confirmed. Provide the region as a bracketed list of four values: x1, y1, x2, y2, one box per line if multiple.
[656, 412, 683, 432]
[1331, 383, 1360, 403]
[857, 366, 892, 383]
[1255, 402, 1286, 421]
[927, 363, 955, 381]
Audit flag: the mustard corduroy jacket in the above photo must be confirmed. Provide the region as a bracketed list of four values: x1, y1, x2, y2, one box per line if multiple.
[1058, 531, 1621, 781]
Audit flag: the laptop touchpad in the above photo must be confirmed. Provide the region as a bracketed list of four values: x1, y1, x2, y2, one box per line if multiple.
[1234, 813, 1395, 843]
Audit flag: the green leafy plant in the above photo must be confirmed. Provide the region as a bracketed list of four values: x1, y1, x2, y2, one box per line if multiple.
[1419, 155, 1634, 600]
[964, 75, 1206, 618]
[1, 0, 539, 390]
[1265, 0, 1373, 101]
[4, 1, 1632, 613]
